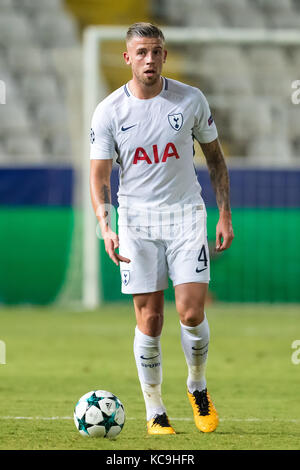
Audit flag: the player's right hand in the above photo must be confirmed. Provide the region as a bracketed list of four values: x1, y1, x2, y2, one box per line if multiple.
[103, 228, 131, 266]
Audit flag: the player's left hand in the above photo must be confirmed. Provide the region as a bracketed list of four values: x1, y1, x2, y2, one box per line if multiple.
[102, 226, 131, 266]
[215, 211, 234, 252]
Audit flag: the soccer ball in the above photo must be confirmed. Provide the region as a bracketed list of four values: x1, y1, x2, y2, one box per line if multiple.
[74, 390, 125, 438]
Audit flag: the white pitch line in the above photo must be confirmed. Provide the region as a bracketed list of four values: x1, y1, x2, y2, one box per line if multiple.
[0, 416, 299, 423]
[0, 416, 73, 420]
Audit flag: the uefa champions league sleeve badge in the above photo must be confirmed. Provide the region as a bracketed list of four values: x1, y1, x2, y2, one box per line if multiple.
[90, 128, 95, 144]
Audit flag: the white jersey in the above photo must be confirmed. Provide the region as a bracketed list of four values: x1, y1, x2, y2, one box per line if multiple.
[90, 77, 218, 225]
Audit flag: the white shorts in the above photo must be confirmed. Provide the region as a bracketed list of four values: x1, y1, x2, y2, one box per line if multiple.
[118, 206, 210, 294]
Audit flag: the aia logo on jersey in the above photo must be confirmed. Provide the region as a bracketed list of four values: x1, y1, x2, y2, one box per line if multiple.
[133, 143, 180, 164]
[168, 113, 183, 131]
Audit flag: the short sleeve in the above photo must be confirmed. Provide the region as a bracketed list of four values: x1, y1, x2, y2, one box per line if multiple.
[192, 89, 218, 144]
[89, 101, 115, 160]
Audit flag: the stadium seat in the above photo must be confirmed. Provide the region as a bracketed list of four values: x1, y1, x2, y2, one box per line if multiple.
[49, 133, 72, 159]
[189, 44, 252, 97]
[292, 0, 300, 12]
[286, 106, 299, 141]
[251, 70, 292, 99]
[213, 0, 248, 7]
[290, 48, 300, 70]
[0, 71, 23, 105]
[0, 103, 32, 137]
[225, 6, 265, 28]
[0, 0, 14, 10]
[41, 127, 72, 160]
[0, 14, 34, 46]
[213, 0, 265, 28]
[0, 52, 7, 74]
[197, 45, 249, 80]
[7, 47, 48, 76]
[20, 74, 60, 107]
[293, 140, 300, 157]
[13, 0, 63, 13]
[184, 4, 224, 27]
[266, 11, 300, 28]
[1, 80, 19, 105]
[229, 100, 273, 141]
[210, 74, 253, 97]
[256, 0, 293, 13]
[160, 0, 187, 25]
[34, 102, 69, 135]
[0, 142, 7, 163]
[246, 137, 293, 161]
[33, 12, 79, 48]
[4, 134, 45, 161]
[247, 47, 292, 98]
[247, 47, 289, 72]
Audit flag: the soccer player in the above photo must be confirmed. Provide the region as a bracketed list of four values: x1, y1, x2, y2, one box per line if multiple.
[90, 23, 234, 435]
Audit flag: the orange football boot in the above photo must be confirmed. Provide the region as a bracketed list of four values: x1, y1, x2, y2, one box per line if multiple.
[187, 388, 219, 433]
[147, 413, 176, 435]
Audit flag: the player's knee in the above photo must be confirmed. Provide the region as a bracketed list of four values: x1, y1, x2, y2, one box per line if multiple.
[178, 305, 205, 327]
[138, 308, 163, 336]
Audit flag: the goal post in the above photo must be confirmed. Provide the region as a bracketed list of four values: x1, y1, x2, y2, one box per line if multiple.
[82, 26, 300, 309]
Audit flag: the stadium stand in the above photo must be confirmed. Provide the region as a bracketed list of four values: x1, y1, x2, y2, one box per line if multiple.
[0, 0, 80, 165]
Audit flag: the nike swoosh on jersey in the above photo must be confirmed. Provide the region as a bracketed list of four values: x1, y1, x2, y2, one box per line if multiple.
[121, 124, 137, 131]
[196, 267, 208, 273]
[140, 354, 160, 360]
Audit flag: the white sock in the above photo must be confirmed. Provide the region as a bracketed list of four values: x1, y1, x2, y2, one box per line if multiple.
[180, 315, 210, 393]
[133, 326, 166, 420]
[141, 383, 165, 421]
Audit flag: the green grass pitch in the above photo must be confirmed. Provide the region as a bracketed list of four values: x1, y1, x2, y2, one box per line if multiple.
[0, 303, 299, 450]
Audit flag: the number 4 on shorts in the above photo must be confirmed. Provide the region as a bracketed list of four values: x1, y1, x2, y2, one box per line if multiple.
[196, 244, 208, 273]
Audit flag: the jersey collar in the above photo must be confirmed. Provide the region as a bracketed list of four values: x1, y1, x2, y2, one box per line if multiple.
[124, 77, 168, 99]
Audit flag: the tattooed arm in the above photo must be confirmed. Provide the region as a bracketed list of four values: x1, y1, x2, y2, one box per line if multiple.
[90, 159, 130, 266]
[200, 138, 234, 252]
